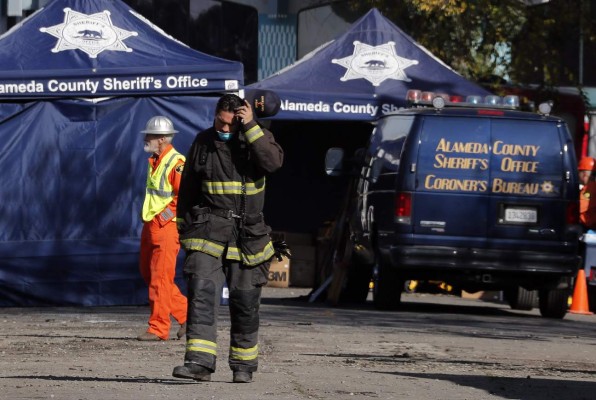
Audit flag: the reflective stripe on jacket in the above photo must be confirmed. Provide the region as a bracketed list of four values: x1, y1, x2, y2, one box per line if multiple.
[142, 148, 185, 222]
[178, 121, 283, 265]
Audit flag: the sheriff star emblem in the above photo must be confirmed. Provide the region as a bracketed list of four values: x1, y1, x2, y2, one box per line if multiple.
[40, 8, 138, 58]
[541, 181, 554, 194]
[332, 41, 418, 86]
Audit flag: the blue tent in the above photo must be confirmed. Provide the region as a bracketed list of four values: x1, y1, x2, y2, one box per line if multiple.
[249, 8, 491, 121]
[0, 0, 241, 98]
[0, 0, 243, 306]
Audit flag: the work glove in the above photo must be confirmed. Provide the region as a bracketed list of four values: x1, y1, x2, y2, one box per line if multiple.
[272, 240, 292, 262]
[176, 217, 189, 234]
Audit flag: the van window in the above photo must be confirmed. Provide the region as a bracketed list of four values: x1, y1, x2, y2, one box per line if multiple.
[371, 115, 414, 151]
[369, 115, 413, 180]
[371, 137, 405, 179]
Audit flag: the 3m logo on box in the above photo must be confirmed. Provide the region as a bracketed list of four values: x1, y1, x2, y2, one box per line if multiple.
[268, 257, 289, 288]
[269, 270, 287, 282]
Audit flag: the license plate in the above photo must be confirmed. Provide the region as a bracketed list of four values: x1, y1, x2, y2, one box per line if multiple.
[504, 207, 537, 224]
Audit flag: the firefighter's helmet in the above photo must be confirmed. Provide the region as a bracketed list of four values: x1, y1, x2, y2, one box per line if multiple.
[141, 116, 178, 135]
[578, 157, 596, 171]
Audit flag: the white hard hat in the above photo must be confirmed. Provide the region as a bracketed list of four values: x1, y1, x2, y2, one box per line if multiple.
[141, 116, 178, 135]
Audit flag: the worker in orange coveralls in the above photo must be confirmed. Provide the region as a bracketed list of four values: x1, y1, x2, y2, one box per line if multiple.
[137, 116, 188, 341]
[579, 156, 596, 231]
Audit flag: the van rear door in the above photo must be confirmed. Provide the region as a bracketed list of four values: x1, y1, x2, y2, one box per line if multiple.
[411, 116, 491, 245]
[487, 118, 567, 245]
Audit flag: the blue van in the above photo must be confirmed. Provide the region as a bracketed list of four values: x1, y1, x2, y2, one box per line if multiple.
[325, 92, 582, 318]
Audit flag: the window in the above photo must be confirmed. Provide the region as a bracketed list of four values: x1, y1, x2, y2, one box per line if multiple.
[297, 3, 359, 59]
[123, 0, 258, 83]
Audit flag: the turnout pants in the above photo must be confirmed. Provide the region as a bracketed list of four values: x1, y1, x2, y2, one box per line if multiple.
[139, 219, 188, 339]
[183, 250, 270, 372]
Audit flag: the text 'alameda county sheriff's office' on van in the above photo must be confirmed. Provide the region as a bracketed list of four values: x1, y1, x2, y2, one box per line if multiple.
[0, 75, 209, 95]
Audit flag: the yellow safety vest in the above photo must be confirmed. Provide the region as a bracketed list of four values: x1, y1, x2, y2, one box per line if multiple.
[141, 149, 185, 222]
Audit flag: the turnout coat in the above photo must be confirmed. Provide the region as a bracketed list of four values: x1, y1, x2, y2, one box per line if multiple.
[177, 121, 283, 266]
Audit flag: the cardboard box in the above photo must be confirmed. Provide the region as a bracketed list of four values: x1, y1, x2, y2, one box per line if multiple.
[290, 258, 316, 288]
[289, 245, 316, 288]
[269, 232, 318, 287]
[268, 256, 290, 288]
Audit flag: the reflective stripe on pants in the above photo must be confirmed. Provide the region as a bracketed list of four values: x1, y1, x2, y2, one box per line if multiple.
[183, 250, 267, 372]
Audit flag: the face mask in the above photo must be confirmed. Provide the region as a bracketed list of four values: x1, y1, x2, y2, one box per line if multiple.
[144, 141, 158, 154]
[217, 131, 233, 142]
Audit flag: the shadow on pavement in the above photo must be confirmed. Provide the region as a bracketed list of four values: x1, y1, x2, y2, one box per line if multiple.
[378, 371, 596, 400]
[260, 294, 596, 340]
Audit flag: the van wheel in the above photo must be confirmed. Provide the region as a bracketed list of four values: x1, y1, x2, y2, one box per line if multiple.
[372, 261, 402, 310]
[538, 289, 570, 319]
[505, 287, 537, 310]
[340, 256, 373, 304]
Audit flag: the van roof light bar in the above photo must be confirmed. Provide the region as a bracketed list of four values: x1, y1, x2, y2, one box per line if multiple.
[538, 101, 552, 116]
[406, 89, 520, 110]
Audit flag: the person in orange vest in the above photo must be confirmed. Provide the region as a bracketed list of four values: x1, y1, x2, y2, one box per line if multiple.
[579, 156, 596, 231]
[137, 116, 188, 341]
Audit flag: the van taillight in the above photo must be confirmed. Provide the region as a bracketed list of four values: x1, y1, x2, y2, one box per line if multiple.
[566, 201, 579, 225]
[395, 192, 412, 224]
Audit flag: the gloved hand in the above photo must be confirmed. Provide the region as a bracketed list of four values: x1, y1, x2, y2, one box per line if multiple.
[176, 218, 189, 234]
[272, 240, 291, 262]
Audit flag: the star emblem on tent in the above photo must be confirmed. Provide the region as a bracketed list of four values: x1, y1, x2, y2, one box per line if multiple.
[40, 8, 138, 58]
[332, 41, 419, 86]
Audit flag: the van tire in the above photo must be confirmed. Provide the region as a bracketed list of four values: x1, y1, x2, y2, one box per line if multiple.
[538, 288, 570, 319]
[372, 261, 402, 310]
[505, 287, 537, 310]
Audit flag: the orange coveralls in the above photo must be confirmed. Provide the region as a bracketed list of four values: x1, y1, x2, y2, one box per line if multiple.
[139, 145, 187, 339]
[580, 180, 596, 230]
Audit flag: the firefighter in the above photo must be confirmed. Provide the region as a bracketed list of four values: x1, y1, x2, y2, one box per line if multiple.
[579, 156, 596, 230]
[172, 94, 283, 383]
[137, 116, 188, 341]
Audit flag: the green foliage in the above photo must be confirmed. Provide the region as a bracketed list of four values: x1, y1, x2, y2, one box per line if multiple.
[509, 0, 589, 85]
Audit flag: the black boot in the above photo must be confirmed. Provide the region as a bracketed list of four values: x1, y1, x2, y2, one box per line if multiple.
[233, 371, 252, 383]
[172, 363, 212, 381]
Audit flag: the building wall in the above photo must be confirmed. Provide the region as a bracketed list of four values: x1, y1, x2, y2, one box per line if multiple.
[258, 13, 296, 80]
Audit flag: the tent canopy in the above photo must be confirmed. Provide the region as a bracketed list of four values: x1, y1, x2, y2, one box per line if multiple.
[249, 8, 491, 121]
[0, 0, 242, 99]
[0, 0, 243, 306]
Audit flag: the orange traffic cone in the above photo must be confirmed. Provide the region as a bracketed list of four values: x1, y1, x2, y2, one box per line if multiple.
[570, 269, 593, 315]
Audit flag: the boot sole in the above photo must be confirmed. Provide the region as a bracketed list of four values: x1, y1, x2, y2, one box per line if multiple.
[172, 368, 211, 381]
